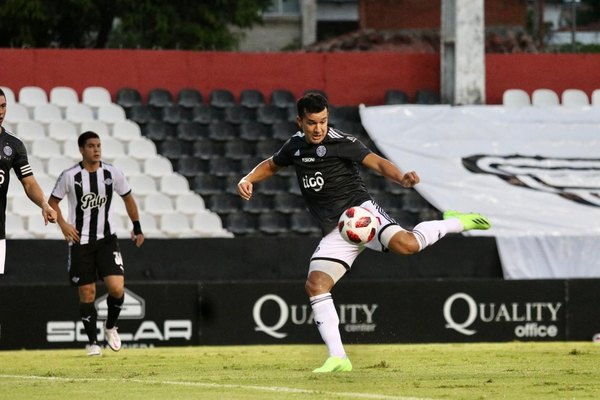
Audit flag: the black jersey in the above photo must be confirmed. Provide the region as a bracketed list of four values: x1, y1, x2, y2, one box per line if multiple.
[0, 126, 34, 239]
[272, 127, 372, 233]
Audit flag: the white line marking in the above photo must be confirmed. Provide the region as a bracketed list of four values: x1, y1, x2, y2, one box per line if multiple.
[0, 374, 434, 400]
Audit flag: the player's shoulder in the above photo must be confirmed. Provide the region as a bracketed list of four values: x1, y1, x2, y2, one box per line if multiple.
[327, 127, 360, 143]
[2, 129, 26, 147]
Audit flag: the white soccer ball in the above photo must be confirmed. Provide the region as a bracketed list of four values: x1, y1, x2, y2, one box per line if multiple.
[338, 206, 377, 245]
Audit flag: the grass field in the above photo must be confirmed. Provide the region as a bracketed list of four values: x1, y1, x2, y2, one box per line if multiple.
[1, 342, 599, 399]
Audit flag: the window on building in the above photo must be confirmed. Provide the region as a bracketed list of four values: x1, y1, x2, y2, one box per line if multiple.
[265, 0, 301, 15]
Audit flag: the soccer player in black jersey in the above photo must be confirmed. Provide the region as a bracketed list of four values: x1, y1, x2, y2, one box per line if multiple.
[0, 88, 57, 274]
[238, 92, 491, 373]
[48, 131, 144, 356]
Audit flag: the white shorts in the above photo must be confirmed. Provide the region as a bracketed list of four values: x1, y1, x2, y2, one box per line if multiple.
[309, 199, 405, 281]
[0, 239, 6, 274]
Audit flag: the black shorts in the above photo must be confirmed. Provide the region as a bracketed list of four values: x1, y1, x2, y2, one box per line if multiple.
[68, 234, 124, 286]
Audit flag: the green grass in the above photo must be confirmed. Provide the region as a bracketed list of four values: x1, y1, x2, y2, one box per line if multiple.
[1, 342, 599, 399]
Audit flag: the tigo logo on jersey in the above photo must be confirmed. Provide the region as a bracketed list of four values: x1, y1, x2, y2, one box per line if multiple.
[302, 171, 325, 192]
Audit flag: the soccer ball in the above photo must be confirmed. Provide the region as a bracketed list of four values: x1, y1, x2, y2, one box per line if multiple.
[338, 206, 377, 245]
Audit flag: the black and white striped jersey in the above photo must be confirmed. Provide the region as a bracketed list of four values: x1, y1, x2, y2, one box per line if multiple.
[51, 161, 132, 245]
[272, 127, 372, 233]
[0, 126, 34, 239]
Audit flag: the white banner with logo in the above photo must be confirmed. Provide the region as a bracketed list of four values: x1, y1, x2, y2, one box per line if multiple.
[359, 104, 600, 279]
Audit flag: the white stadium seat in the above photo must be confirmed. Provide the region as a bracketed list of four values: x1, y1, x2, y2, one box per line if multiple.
[112, 156, 142, 177]
[128, 175, 158, 197]
[112, 120, 142, 142]
[50, 86, 79, 110]
[160, 173, 190, 196]
[143, 193, 174, 216]
[592, 89, 600, 106]
[5, 103, 31, 124]
[143, 155, 173, 178]
[47, 120, 78, 142]
[12, 196, 43, 216]
[27, 156, 46, 177]
[110, 198, 129, 219]
[15, 120, 46, 144]
[62, 138, 82, 160]
[97, 104, 126, 124]
[65, 103, 95, 125]
[0, 86, 17, 104]
[82, 86, 112, 108]
[531, 89, 559, 107]
[80, 120, 110, 137]
[175, 193, 205, 215]
[27, 215, 64, 239]
[33, 104, 62, 125]
[502, 89, 530, 107]
[128, 138, 157, 160]
[100, 137, 126, 160]
[47, 156, 75, 179]
[19, 86, 48, 109]
[5, 213, 33, 239]
[160, 212, 196, 238]
[31, 138, 61, 160]
[138, 212, 165, 238]
[192, 211, 232, 237]
[561, 89, 589, 107]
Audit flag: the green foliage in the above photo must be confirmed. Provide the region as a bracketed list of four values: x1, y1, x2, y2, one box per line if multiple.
[0, 0, 272, 50]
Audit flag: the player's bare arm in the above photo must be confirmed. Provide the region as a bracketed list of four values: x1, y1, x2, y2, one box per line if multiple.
[20, 175, 57, 224]
[362, 153, 420, 188]
[48, 195, 80, 243]
[122, 193, 144, 248]
[237, 157, 280, 200]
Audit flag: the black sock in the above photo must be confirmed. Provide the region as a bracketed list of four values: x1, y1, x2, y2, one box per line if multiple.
[105, 295, 124, 329]
[79, 302, 98, 345]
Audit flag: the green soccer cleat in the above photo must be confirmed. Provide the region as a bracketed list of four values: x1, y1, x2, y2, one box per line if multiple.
[443, 210, 491, 231]
[312, 356, 353, 373]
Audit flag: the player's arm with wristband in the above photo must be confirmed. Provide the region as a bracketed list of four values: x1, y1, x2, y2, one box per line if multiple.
[122, 193, 144, 247]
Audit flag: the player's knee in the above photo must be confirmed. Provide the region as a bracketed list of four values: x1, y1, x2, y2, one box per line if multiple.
[305, 272, 333, 297]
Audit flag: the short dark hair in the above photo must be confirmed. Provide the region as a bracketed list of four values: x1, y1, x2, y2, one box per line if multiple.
[0, 88, 5, 98]
[297, 92, 328, 118]
[78, 131, 100, 148]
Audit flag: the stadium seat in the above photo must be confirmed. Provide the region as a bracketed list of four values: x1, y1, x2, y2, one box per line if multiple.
[82, 86, 112, 108]
[12, 195, 44, 216]
[19, 86, 48, 109]
[531, 89, 559, 106]
[240, 89, 265, 109]
[224, 104, 252, 125]
[100, 137, 126, 160]
[175, 193, 206, 215]
[4, 103, 30, 124]
[255, 139, 283, 158]
[47, 156, 76, 178]
[128, 175, 158, 197]
[177, 122, 209, 142]
[209, 89, 236, 109]
[79, 120, 110, 138]
[561, 89, 589, 107]
[256, 104, 287, 125]
[65, 103, 95, 125]
[63, 138, 82, 160]
[592, 89, 600, 106]
[177, 88, 203, 109]
[0, 86, 16, 104]
[138, 211, 165, 238]
[208, 157, 240, 177]
[502, 89, 530, 107]
[415, 90, 440, 104]
[290, 212, 320, 235]
[97, 104, 127, 124]
[112, 156, 142, 177]
[144, 121, 174, 142]
[128, 137, 158, 160]
[49, 86, 79, 110]
[287, 176, 302, 195]
[192, 210, 231, 237]
[116, 87, 143, 109]
[270, 89, 295, 108]
[224, 138, 254, 160]
[31, 138, 61, 160]
[5, 213, 33, 239]
[192, 139, 223, 159]
[159, 212, 196, 238]
[159, 137, 190, 161]
[112, 120, 142, 142]
[224, 212, 257, 236]
[384, 89, 409, 105]
[35, 175, 57, 196]
[273, 192, 305, 214]
[192, 173, 224, 196]
[127, 104, 158, 125]
[160, 173, 191, 196]
[271, 121, 298, 141]
[191, 104, 215, 124]
[148, 88, 174, 109]
[208, 193, 242, 214]
[15, 120, 46, 144]
[143, 192, 174, 216]
[208, 121, 237, 142]
[27, 214, 64, 239]
[257, 212, 288, 235]
[175, 156, 207, 178]
[242, 193, 272, 214]
[361, 172, 385, 193]
[162, 105, 191, 125]
[239, 121, 270, 142]
[256, 175, 288, 195]
[33, 104, 62, 125]
[143, 155, 174, 178]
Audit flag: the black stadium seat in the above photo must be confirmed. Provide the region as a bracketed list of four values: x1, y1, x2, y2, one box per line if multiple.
[239, 121, 270, 142]
[177, 121, 209, 142]
[192, 139, 223, 159]
[116, 87, 143, 109]
[192, 104, 215, 125]
[290, 212, 320, 235]
[225, 212, 257, 236]
[256, 104, 287, 125]
[258, 212, 289, 235]
[415, 90, 440, 104]
[148, 88, 174, 108]
[209, 89, 236, 108]
[192, 173, 224, 195]
[270, 89, 295, 108]
[384, 89, 409, 105]
[178, 88, 203, 108]
[208, 121, 237, 142]
[240, 89, 265, 109]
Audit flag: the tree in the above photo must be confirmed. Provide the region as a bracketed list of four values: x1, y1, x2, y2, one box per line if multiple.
[0, 0, 272, 50]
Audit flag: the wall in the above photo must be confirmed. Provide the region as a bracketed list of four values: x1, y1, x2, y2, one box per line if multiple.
[2, 49, 600, 105]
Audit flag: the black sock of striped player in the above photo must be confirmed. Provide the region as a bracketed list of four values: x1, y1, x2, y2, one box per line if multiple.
[79, 302, 98, 345]
[105, 295, 124, 330]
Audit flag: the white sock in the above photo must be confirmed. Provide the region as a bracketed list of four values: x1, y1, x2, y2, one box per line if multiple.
[310, 293, 346, 358]
[412, 219, 462, 251]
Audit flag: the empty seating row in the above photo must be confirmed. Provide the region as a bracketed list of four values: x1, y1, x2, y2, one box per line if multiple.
[503, 88, 600, 107]
[1, 86, 112, 110]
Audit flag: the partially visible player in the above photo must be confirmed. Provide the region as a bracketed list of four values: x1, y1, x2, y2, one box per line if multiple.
[237, 92, 491, 373]
[0, 88, 56, 274]
[49, 131, 144, 356]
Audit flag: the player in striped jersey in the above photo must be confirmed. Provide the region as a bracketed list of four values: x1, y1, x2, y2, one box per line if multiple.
[0, 88, 57, 274]
[49, 131, 144, 356]
[237, 93, 491, 372]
